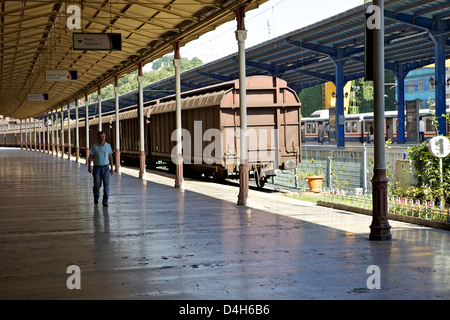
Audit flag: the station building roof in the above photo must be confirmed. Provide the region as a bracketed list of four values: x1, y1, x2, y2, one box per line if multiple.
[4, 0, 449, 122]
[0, 0, 268, 120]
[140, 0, 449, 97]
[80, 0, 450, 121]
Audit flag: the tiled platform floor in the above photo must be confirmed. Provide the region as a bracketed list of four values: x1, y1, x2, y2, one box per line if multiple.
[1, 147, 450, 300]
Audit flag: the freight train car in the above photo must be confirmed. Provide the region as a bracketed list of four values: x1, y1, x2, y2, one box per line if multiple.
[147, 76, 302, 187]
[1, 76, 302, 188]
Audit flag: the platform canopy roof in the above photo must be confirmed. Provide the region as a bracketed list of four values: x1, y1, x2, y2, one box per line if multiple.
[0, 0, 267, 119]
[119, 0, 449, 104]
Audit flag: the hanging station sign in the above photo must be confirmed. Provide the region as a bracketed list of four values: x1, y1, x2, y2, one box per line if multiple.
[46, 70, 78, 81]
[73, 33, 122, 51]
[27, 94, 49, 101]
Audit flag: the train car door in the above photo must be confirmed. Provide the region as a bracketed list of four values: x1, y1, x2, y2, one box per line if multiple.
[386, 118, 393, 141]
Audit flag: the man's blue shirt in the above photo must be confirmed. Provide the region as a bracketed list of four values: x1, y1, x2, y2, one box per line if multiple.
[90, 142, 113, 166]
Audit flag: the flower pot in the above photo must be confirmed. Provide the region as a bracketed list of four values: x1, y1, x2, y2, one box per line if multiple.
[307, 176, 324, 193]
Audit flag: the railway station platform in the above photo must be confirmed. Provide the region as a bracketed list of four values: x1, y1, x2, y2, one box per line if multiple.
[1, 147, 450, 301]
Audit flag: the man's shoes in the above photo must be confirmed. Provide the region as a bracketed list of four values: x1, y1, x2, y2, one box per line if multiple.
[103, 203, 108, 207]
[94, 200, 98, 205]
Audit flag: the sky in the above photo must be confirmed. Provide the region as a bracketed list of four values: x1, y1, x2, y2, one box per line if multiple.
[145, 0, 364, 70]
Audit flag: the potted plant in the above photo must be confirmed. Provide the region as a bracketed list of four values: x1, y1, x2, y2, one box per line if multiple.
[305, 158, 324, 193]
[294, 157, 324, 193]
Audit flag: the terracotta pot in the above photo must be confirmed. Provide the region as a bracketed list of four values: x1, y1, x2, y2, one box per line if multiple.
[307, 176, 323, 193]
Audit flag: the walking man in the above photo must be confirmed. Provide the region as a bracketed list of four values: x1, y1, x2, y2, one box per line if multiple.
[88, 131, 113, 207]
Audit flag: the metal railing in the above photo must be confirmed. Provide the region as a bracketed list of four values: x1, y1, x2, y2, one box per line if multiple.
[388, 196, 450, 223]
[320, 188, 372, 210]
[320, 188, 450, 224]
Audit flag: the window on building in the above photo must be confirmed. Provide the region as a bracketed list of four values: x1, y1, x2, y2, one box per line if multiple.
[418, 79, 424, 92]
[408, 80, 415, 93]
[418, 100, 425, 109]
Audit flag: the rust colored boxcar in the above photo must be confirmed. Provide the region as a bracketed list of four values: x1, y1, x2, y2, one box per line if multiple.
[148, 75, 301, 187]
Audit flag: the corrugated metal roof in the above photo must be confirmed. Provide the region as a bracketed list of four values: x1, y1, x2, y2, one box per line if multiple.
[0, 0, 268, 119]
[135, 0, 449, 97]
[26, 0, 450, 124]
[149, 89, 227, 114]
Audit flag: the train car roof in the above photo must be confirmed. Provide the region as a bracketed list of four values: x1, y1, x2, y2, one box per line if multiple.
[154, 75, 290, 104]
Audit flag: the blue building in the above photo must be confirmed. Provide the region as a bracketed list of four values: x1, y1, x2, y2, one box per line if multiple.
[397, 61, 450, 109]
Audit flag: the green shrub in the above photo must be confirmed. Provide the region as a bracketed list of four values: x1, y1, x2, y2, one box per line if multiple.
[405, 140, 450, 205]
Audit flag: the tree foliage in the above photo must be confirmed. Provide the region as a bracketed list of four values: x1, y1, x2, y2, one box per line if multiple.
[403, 141, 450, 204]
[298, 71, 396, 117]
[299, 83, 324, 117]
[350, 71, 396, 114]
[398, 112, 450, 205]
[89, 55, 203, 102]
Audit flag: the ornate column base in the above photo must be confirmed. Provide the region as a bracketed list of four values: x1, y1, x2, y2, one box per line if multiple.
[115, 149, 121, 172]
[139, 151, 146, 179]
[237, 161, 249, 206]
[174, 154, 184, 188]
[370, 169, 392, 241]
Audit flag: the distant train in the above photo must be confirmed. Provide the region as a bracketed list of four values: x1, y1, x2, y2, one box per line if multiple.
[0, 76, 302, 188]
[302, 102, 450, 144]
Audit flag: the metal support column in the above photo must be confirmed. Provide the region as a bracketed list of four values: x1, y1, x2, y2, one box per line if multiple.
[137, 63, 145, 179]
[333, 56, 346, 147]
[25, 118, 28, 150]
[20, 120, 23, 150]
[29, 118, 32, 150]
[114, 76, 121, 173]
[60, 107, 64, 158]
[33, 118, 37, 150]
[431, 21, 448, 135]
[38, 116, 42, 152]
[75, 100, 79, 162]
[98, 86, 102, 132]
[370, 0, 391, 241]
[55, 111, 59, 156]
[85, 94, 90, 158]
[173, 41, 184, 188]
[39, 116, 42, 152]
[47, 114, 50, 154]
[236, 5, 249, 206]
[37, 117, 41, 151]
[67, 104, 71, 160]
[51, 112, 55, 156]
[394, 63, 407, 144]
